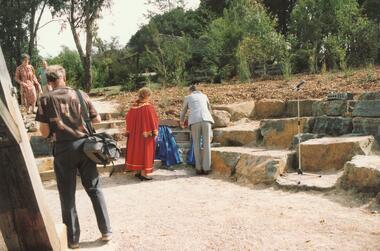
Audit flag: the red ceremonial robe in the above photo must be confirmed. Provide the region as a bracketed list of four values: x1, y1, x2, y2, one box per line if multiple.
[125, 102, 158, 174]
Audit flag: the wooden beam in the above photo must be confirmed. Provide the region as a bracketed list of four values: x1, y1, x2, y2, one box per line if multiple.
[0, 98, 21, 143]
[0, 47, 66, 250]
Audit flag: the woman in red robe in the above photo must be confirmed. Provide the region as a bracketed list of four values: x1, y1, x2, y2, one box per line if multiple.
[125, 87, 158, 180]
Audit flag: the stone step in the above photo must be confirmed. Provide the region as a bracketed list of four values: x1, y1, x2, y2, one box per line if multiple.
[176, 141, 191, 149]
[171, 129, 191, 142]
[96, 128, 126, 141]
[36, 156, 54, 172]
[98, 127, 191, 145]
[30, 135, 53, 157]
[214, 101, 255, 121]
[285, 99, 320, 117]
[99, 112, 123, 121]
[260, 117, 314, 149]
[213, 121, 261, 147]
[38, 157, 162, 181]
[339, 155, 380, 193]
[276, 171, 344, 191]
[92, 120, 125, 130]
[211, 147, 295, 185]
[299, 135, 374, 172]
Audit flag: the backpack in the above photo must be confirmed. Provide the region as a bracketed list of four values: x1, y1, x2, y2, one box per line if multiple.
[76, 90, 121, 176]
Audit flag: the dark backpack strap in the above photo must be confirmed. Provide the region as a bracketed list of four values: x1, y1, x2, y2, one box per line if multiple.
[76, 89, 95, 136]
[109, 161, 115, 177]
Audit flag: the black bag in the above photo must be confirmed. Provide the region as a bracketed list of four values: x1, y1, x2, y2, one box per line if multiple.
[76, 90, 121, 176]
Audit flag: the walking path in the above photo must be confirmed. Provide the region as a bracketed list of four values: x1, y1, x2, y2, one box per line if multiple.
[91, 97, 120, 114]
[42, 167, 380, 251]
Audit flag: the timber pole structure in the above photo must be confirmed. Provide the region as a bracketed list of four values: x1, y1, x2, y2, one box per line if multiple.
[0, 46, 66, 250]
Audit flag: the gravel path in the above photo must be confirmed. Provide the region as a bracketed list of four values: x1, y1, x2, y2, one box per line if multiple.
[91, 97, 120, 114]
[38, 167, 380, 251]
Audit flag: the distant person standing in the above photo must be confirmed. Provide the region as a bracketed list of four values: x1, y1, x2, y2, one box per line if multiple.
[14, 53, 42, 113]
[37, 60, 51, 94]
[180, 85, 214, 175]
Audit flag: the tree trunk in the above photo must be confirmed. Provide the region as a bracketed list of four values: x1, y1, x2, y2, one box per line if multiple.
[28, 1, 47, 58]
[83, 56, 92, 92]
[28, 5, 36, 57]
[83, 21, 94, 92]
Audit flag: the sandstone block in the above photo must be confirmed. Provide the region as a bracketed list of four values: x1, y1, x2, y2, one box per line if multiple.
[352, 117, 380, 143]
[36, 157, 53, 172]
[291, 133, 325, 149]
[352, 101, 380, 117]
[213, 101, 255, 121]
[211, 149, 242, 176]
[300, 136, 374, 172]
[312, 100, 348, 117]
[235, 149, 295, 185]
[285, 99, 320, 117]
[254, 99, 285, 119]
[340, 155, 380, 193]
[312, 116, 352, 136]
[260, 117, 314, 149]
[357, 92, 380, 100]
[213, 122, 260, 146]
[212, 110, 231, 128]
[30, 135, 52, 156]
[211, 147, 295, 184]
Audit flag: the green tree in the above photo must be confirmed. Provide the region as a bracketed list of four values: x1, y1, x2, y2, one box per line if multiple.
[360, 0, 380, 23]
[49, 46, 83, 87]
[290, 0, 378, 72]
[52, 0, 113, 92]
[144, 25, 191, 84]
[203, 0, 287, 81]
[0, 0, 61, 74]
[262, 0, 296, 35]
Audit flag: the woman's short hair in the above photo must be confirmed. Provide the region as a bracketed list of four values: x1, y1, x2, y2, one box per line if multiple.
[45, 65, 66, 83]
[138, 87, 152, 100]
[21, 53, 30, 61]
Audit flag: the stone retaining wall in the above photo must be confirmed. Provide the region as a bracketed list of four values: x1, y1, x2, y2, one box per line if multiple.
[212, 92, 380, 145]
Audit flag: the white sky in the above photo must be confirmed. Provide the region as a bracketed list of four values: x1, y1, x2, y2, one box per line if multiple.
[37, 0, 200, 57]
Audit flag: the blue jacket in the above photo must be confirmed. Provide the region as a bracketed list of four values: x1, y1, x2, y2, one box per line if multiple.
[156, 126, 182, 166]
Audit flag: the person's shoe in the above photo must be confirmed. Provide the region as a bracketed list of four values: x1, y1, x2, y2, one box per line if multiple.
[140, 175, 153, 181]
[69, 243, 79, 249]
[101, 233, 113, 242]
[203, 170, 211, 175]
[195, 170, 203, 175]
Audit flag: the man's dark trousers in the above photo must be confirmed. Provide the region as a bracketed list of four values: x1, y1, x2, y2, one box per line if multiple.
[53, 138, 111, 245]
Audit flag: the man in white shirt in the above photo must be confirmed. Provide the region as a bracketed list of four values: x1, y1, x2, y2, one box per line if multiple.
[180, 85, 214, 175]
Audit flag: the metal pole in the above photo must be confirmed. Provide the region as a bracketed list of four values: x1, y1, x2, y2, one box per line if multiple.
[297, 91, 303, 174]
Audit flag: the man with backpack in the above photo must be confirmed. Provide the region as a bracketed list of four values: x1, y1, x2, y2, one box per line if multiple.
[35, 65, 112, 249]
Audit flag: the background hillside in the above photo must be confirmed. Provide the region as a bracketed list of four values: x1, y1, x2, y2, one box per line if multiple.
[89, 65, 380, 119]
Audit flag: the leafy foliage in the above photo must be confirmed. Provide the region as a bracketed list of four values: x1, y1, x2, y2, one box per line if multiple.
[2, 0, 379, 90]
[48, 46, 83, 87]
[289, 0, 378, 72]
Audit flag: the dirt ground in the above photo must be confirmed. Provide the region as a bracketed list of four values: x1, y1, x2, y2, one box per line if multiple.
[36, 167, 380, 251]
